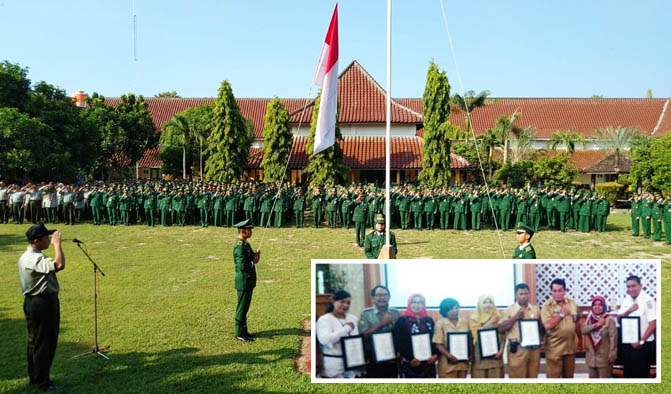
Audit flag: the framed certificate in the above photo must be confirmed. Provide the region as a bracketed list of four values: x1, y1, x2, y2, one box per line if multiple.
[370, 331, 396, 363]
[411, 332, 432, 361]
[446, 332, 470, 362]
[518, 319, 542, 348]
[620, 316, 641, 345]
[341, 335, 366, 370]
[477, 328, 500, 359]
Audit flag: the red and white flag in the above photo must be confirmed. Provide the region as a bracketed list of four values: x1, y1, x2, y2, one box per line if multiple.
[312, 4, 338, 155]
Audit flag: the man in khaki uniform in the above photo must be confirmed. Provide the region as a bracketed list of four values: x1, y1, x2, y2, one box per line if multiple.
[433, 298, 470, 378]
[498, 283, 542, 378]
[358, 285, 400, 378]
[541, 278, 579, 378]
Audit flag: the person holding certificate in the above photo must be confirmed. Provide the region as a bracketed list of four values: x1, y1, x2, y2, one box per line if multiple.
[469, 294, 505, 378]
[358, 285, 400, 378]
[433, 298, 470, 378]
[580, 296, 617, 378]
[541, 278, 579, 378]
[498, 283, 542, 378]
[616, 275, 656, 378]
[393, 294, 438, 378]
[316, 290, 362, 378]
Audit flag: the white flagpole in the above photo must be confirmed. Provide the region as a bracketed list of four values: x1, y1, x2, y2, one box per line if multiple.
[385, 0, 391, 247]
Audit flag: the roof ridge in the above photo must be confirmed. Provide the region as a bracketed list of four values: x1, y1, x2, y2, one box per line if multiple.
[339, 61, 423, 121]
[651, 99, 669, 136]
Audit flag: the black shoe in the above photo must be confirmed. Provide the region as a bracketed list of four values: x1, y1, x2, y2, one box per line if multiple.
[244, 332, 256, 338]
[41, 382, 62, 391]
[236, 336, 253, 343]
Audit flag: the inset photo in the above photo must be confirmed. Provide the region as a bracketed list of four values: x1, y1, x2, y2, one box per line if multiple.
[311, 259, 660, 383]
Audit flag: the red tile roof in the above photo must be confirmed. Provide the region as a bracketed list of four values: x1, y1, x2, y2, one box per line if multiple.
[246, 136, 472, 170]
[397, 98, 670, 138]
[489, 148, 612, 172]
[137, 147, 162, 168]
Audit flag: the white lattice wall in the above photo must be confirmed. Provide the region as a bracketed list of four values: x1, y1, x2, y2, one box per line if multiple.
[535, 263, 657, 307]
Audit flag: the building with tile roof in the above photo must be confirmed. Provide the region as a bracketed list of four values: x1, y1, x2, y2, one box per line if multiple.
[95, 60, 669, 185]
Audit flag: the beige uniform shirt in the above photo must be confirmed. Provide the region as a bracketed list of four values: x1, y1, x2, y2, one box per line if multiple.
[541, 297, 578, 359]
[433, 318, 470, 374]
[581, 316, 617, 368]
[18, 246, 59, 296]
[501, 303, 542, 343]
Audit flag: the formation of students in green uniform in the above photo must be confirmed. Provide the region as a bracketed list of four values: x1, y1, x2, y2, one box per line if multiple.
[629, 192, 671, 245]
[2, 179, 670, 246]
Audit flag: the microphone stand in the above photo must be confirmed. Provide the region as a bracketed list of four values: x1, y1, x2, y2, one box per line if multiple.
[73, 241, 110, 360]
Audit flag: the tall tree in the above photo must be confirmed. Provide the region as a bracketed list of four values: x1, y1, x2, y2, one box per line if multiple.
[547, 129, 586, 156]
[82, 93, 156, 176]
[509, 126, 536, 164]
[493, 111, 522, 164]
[261, 97, 292, 182]
[419, 61, 453, 186]
[532, 153, 577, 187]
[0, 108, 52, 180]
[450, 89, 491, 141]
[205, 80, 252, 182]
[304, 92, 349, 188]
[187, 104, 213, 179]
[160, 112, 193, 179]
[0, 61, 31, 110]
[593, 125, 639, 170]
[154, 91, 180, 98]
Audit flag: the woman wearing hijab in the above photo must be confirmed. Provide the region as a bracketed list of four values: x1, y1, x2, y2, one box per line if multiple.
[580, 296, 617, 378]
[434, 298, 470, 378]
[470, 294, 505, 378]
[316, 290, 361, 378]
[393, 293, 438, 378]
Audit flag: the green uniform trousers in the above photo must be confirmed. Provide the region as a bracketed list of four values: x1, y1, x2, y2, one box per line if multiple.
[632, 216, 639, 236]
[145, 208, 154, 227]
[400, 211, 409, 229]
[235, 289, 254, 337]
[23, 293, 60, 390]
[653, 220, 662, 241]
[354, 220, 366, 246]
[295, 210, 304, 228]
[642, 217, 651, 238]
[664, 220, 671, 244]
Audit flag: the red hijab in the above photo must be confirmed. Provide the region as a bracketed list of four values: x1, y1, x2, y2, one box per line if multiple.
[403, 293, 428, 320]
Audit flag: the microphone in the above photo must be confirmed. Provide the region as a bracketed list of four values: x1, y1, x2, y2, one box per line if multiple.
[72, 238, 84, 244]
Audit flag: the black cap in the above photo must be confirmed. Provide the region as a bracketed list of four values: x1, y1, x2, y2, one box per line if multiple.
[26, 223, 56, 241]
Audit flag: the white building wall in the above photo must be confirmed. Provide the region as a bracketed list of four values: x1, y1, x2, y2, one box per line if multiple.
[291, 123, 416, 137]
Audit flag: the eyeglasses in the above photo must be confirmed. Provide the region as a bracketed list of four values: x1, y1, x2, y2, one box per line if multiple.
[374, 293, 389, 298]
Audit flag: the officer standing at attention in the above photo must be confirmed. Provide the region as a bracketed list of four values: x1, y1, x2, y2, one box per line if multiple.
[233, 219, 260, 342]
[364, 214, 397, 259]
[513, 224, 537, 259]
[18, 224, 65, 391]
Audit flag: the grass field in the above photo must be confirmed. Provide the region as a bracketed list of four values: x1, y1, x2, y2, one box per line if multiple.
[0, 213, 669, 393]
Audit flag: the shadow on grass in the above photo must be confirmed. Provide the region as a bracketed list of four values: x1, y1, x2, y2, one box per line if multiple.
[0, 232, 28, 249]
[1, 311, 308, 394]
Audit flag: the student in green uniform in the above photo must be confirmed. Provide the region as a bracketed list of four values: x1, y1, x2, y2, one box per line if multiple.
[663, 198, 671, 245]
[438, 191, 451, 230]
[410, 192, 423, 230]
[423, 192, 437, 230]
[640, 193, 653, 238]
[363, 214, 397, 259]
[352, 194, 368, 247]
[339, 191, 352, 229]
[595, 194, 610, 232]
[652, 194, 664, 241]
[312, 188, 324, 228]
[513, 223, 536, 259]
[470, 190, 483, 230]
[293, 188, 305, 228]
[630, 195, 641, 236]
[143, 188, 157, 227]
[325, 190, 338, 228]
[233, 219, 260, 342]
[398, 191, 411, 230]
[579, 195, 592, 233]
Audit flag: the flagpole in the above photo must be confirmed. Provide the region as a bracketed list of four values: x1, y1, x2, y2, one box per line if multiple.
[385, 0, 391, 248]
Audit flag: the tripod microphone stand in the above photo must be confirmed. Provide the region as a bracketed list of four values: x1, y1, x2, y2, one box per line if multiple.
[73, 240, 110, 360]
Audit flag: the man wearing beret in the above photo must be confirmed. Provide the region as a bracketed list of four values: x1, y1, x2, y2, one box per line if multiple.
[513, 224, 536, 259]
[233, 219, 260, 342]
[18, 224, 65, 391]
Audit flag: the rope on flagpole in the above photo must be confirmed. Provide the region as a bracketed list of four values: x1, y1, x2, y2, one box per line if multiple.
[439, 0, 507, 259]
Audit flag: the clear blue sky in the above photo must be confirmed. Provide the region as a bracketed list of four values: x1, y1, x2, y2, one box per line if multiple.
[1, 1, 669, 99]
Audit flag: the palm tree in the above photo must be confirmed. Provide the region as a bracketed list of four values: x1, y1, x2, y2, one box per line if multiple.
[479, 128, 502, 180]
[450, 90, 491, 141]
[161, 113, 193, 179]
[492, 110, 521, 165]
[546, 129, 587, 155]
[592, 125, 640, 170]
[509, 126, 536, 163]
